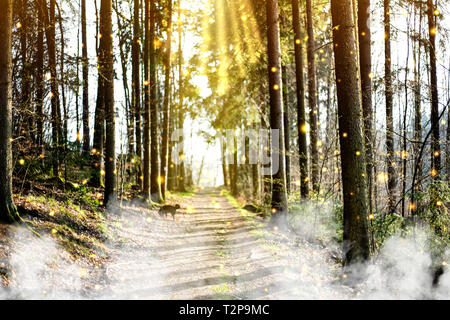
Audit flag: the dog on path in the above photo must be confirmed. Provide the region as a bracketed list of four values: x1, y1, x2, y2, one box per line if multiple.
[158, 204, 181, 220]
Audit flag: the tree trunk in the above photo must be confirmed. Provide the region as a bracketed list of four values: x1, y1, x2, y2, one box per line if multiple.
[221, 135, 228, 187]
[132, 0, 142, 187]
[100, 0, 116, 206]
[167, 78, 176, 190]
[161, 0, 173, 200]
[282, 65, 291, 194]
[45, 0, 62, 178]
[251, 124, 259, 199]
[0, 0, 17, 222]
[231, 134, 238, 196]
[266, 0, 288, 217]
[177, 2, 186, 192]
[91, 72, 105, 187]
[91, 1, 106, 188]
[20, 0, 32, 142]
[114, 1, 132, 157]
[81, 0, 90, 155]
[36, 0, 45, 152]
[358, 0, 374, 215]
[427, 0, 440, 178]
[306, 0, 319, 194]
[150, 0, 161, 202]
[384, 0, 396, 213]
[331, 0, 370, 264]
[57, 3, 67, 149]
[292, 0, 308, 198]
[413, 13, 422, 190]
[401, 11, 411, 217]
[143, 0, 150, 198]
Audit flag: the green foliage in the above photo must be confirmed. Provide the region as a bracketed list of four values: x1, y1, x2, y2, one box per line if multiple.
[288, 200, 342, 244]
[287, 187, 449, 260]
[368, 212, 404, 250]
[412, 181, 450, 257]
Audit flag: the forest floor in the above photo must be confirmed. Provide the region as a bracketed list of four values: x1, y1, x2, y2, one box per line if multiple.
[91, 187, 354, 299]
[0, 187, 356, 299]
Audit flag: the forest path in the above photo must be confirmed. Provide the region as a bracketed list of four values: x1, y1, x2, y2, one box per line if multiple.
[102, 187, 349, 299]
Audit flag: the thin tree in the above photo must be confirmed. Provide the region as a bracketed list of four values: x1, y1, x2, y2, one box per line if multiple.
[100, 0, 116, 206]
[167, 72, 177, 190]
[384, 0, 396, 213]
[56, 3, 67, 148]
[266, 0, 288, 217]
[427, 0, 440, 178]
[0, 0, 18, 222]
[231, 134, 238, 196]
[161, 0, 173, 200]
[413, 4, 422, 190]
[20, 0, 32, 141]
[44, 0, 62, 178]
[36, 0, 45, 151]
[143, 0, 151, 198]
[306, 0, 319, 194]
[331, 0, 370, 264]
[251, 124, 259, 199]
[91, 2, 106, 188]
[91, 77, 105, 187]
[150, 0, 162, 202]
[177, 1, 186, 192]
[282, 65, 291, 194]
[91, 0, 104, 188]
[292, 0, 308, 198]
[220, 130, 229, 187]
[358, 0, 374, 214]
[81, 0, 90, 154]
[132, 0, 142, 186]
[401, 9, 411, 217]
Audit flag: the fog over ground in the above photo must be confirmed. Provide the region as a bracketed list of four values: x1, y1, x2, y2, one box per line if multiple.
[1, 193, 449, 300]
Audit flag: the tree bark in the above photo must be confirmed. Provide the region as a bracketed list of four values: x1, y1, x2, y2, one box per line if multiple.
[413, 12, 422, 190]
[167, 79, 176, 190]
[150, 0, 162, 202]
[20, 0, 32, 141]
[91, 72, 105, 187]
[401, 10, 411, 217]
[252, 124, 259, 199]
[36, 0, 45, 151]
[427, 0, 440, 178]
[306, 0, 319, 194]
[44, 0, 62, 178]
[331, 0, 370, 264]
[292, 0, 309, 198]
[0, 0, 17, 222]
[266, 0, 288, 217]
[221, 134, 229, 187]
[161, 0, 173, 200]
[56, 3, 67, 150]
[384, 0, 396, 213]
[81, 0, 90, 155]
[143, 0, 150, 198]
[100, 0, 116, 206]
[177, 2, 186, 192]
[132, 0, 142, 187]
[231, 135, 238, 196]
[91, 1, 106, 188]
[282, 65, 291, 194]
[358, 0, 374, 215]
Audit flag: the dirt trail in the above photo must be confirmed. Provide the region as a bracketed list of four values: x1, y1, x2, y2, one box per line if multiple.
[103, 188, 349, 300]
